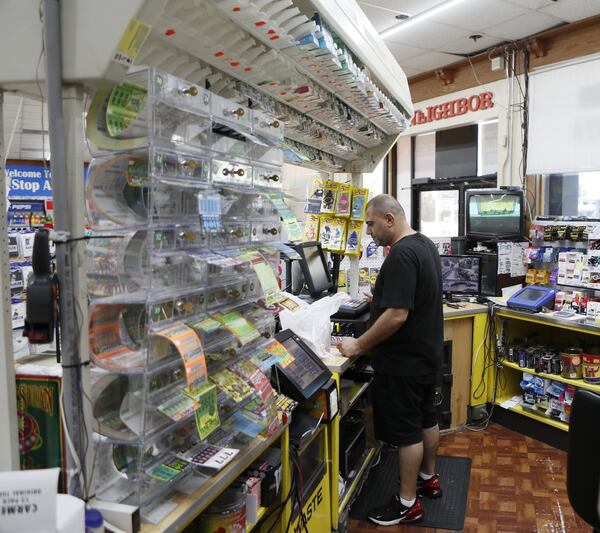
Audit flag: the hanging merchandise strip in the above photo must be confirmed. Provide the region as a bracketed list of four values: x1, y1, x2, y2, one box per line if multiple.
[247, 252, 284, 305]
[153, 323, 208, 391]
[82, 68, 292, 516]
[267, 193, 303, 242]
[183, 381, 221, 440]
[212, 310, 261, 346]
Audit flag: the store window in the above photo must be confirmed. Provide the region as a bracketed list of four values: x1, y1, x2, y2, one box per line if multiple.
[478, 120, 498, 176]
[414, 132, 435, 180]
[419, 190, 459, 237]
[544, 172, 600, 217]
[411, 122, 499, 238]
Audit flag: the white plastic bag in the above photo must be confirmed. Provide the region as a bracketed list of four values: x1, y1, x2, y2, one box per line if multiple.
[279, 292, 350, 358]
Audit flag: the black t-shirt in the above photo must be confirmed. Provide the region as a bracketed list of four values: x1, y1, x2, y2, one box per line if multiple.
[370, 233, 443, 376]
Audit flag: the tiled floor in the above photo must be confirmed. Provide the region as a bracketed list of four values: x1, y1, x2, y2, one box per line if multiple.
[348, 423, 589, 532]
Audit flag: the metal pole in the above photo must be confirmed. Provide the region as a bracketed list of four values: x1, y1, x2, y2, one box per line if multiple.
[348, 172, 362, 297]
[0, 89, 20, 471]
[43, 0, 91, 497]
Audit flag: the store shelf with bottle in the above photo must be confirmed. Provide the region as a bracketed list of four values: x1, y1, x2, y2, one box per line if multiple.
[84, 67, 300, 526]
[493, 308, 600, 434]
[527, 218, 600, 289]
[8, 202, 57, 358]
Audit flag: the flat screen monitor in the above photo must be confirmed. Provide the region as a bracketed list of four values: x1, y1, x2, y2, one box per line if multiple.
[466, 189, 524, 239]
[272, 330, 332, 402]
[294, 241, 333, 298]
[441, 255, 481, 295]
[435, 124, 478, 179]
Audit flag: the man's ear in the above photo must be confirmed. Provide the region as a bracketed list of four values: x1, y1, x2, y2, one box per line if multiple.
[386, 213, 395, 226]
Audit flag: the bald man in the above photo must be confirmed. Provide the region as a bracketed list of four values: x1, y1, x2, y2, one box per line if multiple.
[338, 194, 443, 526]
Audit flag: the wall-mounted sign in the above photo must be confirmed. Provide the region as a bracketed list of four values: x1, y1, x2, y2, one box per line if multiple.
[411, 91, 494, 126]
[6, 166, 52, 199]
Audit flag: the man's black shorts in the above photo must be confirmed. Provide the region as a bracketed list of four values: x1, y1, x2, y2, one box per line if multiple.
[372, 373, 438, 446]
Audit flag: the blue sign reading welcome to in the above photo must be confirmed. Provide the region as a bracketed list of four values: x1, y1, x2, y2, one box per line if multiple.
[6, 165, 53, 199]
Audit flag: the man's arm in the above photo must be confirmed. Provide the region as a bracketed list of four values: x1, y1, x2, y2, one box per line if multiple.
[337, 307, 408, 358]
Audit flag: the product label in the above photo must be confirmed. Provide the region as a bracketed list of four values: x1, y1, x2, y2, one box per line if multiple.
[112, 18, 152, 66]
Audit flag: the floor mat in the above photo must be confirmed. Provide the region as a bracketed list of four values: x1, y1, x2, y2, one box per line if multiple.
[349, 452, 471, 530]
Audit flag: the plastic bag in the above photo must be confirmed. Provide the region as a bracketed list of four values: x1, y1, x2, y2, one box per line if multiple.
[279, 292, 350, 358]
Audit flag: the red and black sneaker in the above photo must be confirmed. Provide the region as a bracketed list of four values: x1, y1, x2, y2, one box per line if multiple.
[367, 495, 424, 526]
[417, 473, 442, 499]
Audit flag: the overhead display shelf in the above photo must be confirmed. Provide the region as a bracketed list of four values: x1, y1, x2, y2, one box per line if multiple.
[131, 0, 413, 172]
[0, 0, 413, 173]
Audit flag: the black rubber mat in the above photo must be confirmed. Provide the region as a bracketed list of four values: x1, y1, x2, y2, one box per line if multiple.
[349, 453, 471, 530]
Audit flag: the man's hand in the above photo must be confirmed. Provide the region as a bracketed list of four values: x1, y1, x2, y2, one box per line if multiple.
[337, 337, 363, 359]
[364, 292, 373, 303]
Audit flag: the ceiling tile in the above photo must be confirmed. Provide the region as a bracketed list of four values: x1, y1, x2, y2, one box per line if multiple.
[540, 0, 600, 23]
[358, 0, 445, 17]
[485, 11, 564, 40]
[384, 41, 428, 61]
[384, 19, 471, 49]
[402, 67, 423, 77]
[429, 0, 528, 31]
[499, 0, 554, 9]
[357, 4, 399, 32]
[401, 51, 462, 71]
[441, 33, 505, 55]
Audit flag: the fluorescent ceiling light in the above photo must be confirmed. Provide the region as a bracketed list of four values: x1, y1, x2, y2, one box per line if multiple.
[380, 0, 469, 39]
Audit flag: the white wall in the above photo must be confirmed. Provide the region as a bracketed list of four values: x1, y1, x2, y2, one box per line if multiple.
[396, 136, 412, 222]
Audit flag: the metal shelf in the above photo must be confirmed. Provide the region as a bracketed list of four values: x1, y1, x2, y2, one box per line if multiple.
[495, 397, 568, 432]
[338, 447, 377, 514]
[339, 380, 371, 418]
[502, 360, 600, 393]
[496, 308, 600, 336]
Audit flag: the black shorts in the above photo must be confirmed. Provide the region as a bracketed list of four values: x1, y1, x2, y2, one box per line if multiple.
[372, 373, 438, 446]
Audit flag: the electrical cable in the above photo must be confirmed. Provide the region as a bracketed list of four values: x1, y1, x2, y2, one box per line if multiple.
[467, 304, 504, 431]
[263, 448, 298, 533]
[466, 55, 509, 112]
[290, 452, 308, 533]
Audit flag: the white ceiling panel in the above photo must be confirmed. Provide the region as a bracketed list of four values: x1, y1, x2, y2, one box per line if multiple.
[364, 0, 600, 77]
[384, 41, 429, 61]
[401, 67, 423, 77]
[540, 0, 600, 22]
[401, 51, 462, 71]
[429, 0, 528, 31]
[358, 0, 445, 16]
[441, 33, 505, 55]
[500, 0, 555, 9]
[356, 4, 399, 32]
[384, 19, 471, 49]
[486, 11, 564, 39]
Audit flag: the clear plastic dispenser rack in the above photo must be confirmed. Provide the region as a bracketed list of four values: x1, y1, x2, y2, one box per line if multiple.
[85, 68, 285, 514]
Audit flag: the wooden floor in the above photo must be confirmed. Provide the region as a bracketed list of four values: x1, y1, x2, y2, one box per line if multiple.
[349, 423, 589, 533]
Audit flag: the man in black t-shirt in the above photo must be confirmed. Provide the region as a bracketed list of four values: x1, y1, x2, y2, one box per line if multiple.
[338, 194, 443, 526]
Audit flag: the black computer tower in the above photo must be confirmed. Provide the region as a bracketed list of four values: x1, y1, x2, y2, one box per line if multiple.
[436, 341, 453, 430]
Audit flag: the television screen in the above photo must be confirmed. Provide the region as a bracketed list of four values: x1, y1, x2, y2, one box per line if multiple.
[467, 190, 523, 238]
[441, 255, 481, 294]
